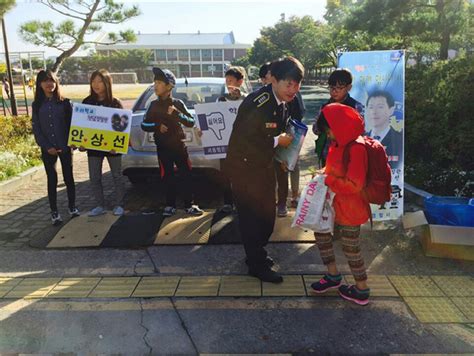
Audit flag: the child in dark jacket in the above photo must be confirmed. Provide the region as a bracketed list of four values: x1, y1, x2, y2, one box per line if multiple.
[32, 70, 79, 225]
[141, 67, 203, 217]
[310, 103, 371, 306]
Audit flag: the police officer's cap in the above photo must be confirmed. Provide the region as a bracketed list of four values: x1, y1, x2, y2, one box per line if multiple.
[153, 67, 176, 87]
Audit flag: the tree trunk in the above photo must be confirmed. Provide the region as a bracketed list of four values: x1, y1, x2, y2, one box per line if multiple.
[51, 0, 100, 74]
[436, 0, 450, 60]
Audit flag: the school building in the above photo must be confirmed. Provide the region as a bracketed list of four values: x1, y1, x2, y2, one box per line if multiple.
[95, 31, 251, 78]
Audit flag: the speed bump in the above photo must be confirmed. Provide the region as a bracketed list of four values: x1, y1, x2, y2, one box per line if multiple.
[46, 278, 101, 298]
[0, 277, 23, 298]
[404, 297, 468, 323]
[175, 276, 220, 297]
[47, 213, 119, 248]
[4, 278, 61, 299]
[155, 210, 214, 245]
[431, 276, 474, 297]
[88, 277, 140, 298]
[262, 275, 306, 297]
[132, 276, 180, 297]
[450, 297, 474, 322]
[303, 275, 346, 297]
[345, 275, 399, 297]
[388, 276, 444, 297]
[218, 276, 261, 297]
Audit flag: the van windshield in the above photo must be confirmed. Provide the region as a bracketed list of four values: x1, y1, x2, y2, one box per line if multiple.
[138, 82, 226, 111]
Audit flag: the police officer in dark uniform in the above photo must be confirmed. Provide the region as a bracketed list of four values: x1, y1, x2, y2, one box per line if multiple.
[225, 57, 305, 283]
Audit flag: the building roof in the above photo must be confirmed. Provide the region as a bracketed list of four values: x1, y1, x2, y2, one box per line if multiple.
[95, 32, 250, 50]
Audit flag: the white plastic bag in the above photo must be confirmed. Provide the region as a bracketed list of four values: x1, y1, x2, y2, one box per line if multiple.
[316, 190, 335, 233]
[291, 174, 335, 233]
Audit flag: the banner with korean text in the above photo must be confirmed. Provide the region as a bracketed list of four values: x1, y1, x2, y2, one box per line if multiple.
[338, 50, 405, 221]
[68, 103, 132, 154]
[194, 100, 242, 159]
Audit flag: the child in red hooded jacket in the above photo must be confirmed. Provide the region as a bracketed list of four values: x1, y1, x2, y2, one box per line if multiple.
[310, 103, 371, 306]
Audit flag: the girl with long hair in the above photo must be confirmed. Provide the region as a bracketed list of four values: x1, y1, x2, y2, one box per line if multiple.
[81, 69, 125, 216]
[32, 69, 79, 225]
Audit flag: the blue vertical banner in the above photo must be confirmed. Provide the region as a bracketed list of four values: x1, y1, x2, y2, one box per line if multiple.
[338, 50, 405, 221]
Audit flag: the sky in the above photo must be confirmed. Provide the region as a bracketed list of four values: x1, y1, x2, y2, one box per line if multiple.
[1, 0, 327, 59]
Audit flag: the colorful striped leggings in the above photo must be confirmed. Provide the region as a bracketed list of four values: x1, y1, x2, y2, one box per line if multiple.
[314, 224, 367, 282]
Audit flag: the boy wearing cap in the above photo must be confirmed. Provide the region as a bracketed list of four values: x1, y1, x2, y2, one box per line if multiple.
[141, 67, 203, 216]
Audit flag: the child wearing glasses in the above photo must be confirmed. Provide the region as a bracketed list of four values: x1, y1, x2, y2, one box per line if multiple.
[313, 68, 364, 167]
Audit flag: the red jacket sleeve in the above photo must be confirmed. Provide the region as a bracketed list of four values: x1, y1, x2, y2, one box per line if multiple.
[325, 143, 367, 194]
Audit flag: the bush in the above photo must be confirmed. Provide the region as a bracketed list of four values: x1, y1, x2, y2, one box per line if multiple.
[0, 115, 32, 145]
[0, 115, 41, 181]
[405, 55, 474, 197]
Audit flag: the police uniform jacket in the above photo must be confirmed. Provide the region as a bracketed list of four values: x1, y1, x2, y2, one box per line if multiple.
[226, 85, 288, 172]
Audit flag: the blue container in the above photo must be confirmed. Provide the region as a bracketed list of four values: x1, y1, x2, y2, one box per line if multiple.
[424, 196, 474, 227]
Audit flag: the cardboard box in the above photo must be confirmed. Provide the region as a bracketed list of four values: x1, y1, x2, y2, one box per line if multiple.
[403, 210, 474, 261]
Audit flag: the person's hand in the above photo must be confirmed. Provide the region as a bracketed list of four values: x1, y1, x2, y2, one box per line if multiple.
[167, 106, 177, 115]
[160, 124, 168, 133]
[70, 144, 77, 150]
[277, 133, 293, 148]
[196, 128, 203, 138]
[280, 160, 289, 172]
[110, 149, 116, 154]
[47, 147, 58, 156]
[310, 167, 325, 178]
[78, 146, 86, 152]
[228, 86, 241, 98]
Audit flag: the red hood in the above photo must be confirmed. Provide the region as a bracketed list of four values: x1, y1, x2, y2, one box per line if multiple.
[321, 103, 364, 146]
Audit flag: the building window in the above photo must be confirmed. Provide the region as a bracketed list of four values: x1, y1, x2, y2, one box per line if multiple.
[191, 64, 201, 77]
[179, 64, 190, 77]
[224, 49, 234, 61]
[155, 49, 166, 61]
[212, 49, 223, 61]
[202, 49, 212, 60]
[178, 50, 189, 61]
[214, 64, 223, 74]
[167, 49, 177, 61]
[235, 49, 248, 59]
[190, 49, 200, 61]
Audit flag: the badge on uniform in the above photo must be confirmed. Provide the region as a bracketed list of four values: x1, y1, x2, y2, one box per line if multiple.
[253, 92, 270, 107]
[266, 122, 277, 128]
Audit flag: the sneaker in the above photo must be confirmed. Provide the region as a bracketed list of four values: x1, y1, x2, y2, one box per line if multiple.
[185, 205, 204, 216]
[338, 284, 370, 306]
[277, 204, 288, 217]
[248, 267, 283, 283]
[219, 204, 233, 214]
[68, 207, 80, 218]
[162, 206, 177, 217]
[310, 274, 342, 294]
[51, 211, 63, 226]
[88, 206, 105, 217]
[113, 206, 124, 216]
[290, 199, 298, 209]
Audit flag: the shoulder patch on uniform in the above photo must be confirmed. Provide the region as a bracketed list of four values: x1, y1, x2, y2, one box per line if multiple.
[253, 92, 270, 108]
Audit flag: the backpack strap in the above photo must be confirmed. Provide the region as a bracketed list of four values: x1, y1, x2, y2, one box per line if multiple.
[342, 138, 373, 229]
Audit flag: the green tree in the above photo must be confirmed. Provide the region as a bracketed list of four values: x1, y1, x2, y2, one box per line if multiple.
[248, 16, 332, 70]
[0, 0, 15, 16]
[344, 0, 470, 60]
[19, 0, 140, 73]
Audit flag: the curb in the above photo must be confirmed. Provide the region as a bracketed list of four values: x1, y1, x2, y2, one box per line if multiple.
[0, 164, 44, 194]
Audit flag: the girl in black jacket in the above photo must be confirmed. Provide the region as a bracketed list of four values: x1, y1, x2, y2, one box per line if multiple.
[32, 70, 79, 225]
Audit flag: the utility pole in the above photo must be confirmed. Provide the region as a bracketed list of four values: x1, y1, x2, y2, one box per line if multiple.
[1, 17, 17, 116]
